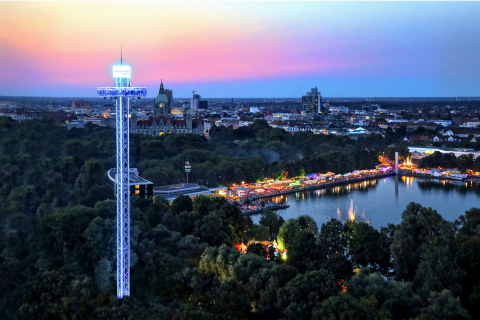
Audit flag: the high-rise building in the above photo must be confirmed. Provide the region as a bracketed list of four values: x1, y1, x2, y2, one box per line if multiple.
[301, 87, 322, 114]
[165, 89, 173, 112]
[190, 94, 201, 111]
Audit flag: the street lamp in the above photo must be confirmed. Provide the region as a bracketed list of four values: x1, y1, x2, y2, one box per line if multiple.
[185, 161, 191, 184]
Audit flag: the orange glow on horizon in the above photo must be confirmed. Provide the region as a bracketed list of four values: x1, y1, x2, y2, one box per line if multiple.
[0, 1, 369, 91]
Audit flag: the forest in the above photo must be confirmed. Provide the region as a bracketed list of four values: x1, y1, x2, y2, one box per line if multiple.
[1, 116, 480, 319]
[419, 151, 480, 171]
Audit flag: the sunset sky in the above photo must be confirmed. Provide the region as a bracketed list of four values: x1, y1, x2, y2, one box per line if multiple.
[1, 2, 479, 98]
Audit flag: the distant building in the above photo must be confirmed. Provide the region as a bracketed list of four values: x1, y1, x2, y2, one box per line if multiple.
[165, 89, 173, 112]
[329, 106, 349, 114]
[66, 120, 85, 130]
[409, 146, 480, 159]
[153, 80, 171, 117]
[132, 80, 205, 136]
[131, 109, 205, 136]
[199, 100, 209, 109]
[153, 183, 213, 201]
[71, 100, 90, 109]
[215, 118, 239, 129]
[171, 107, 182, 115]
[101, 117, 116, 127]
[45, 110, 78, 125]
[301, 87, 322, 114]
[190, 94, 201, 111]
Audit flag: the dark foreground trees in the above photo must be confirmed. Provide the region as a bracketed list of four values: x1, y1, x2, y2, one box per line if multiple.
[2, 118, 480, 319]
[2, 191, 480, 319]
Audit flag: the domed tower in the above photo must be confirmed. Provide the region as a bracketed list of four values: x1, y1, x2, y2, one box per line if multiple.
[153, 80, 170, 117]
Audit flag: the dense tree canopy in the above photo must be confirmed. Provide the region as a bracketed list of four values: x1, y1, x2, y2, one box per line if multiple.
[1, 117, 480, 319]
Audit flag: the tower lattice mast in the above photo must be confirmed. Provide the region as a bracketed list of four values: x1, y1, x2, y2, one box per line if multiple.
[96, 50, 147, 298]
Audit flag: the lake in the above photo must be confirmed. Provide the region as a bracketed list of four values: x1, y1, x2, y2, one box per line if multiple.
[251, 176, 480, 229]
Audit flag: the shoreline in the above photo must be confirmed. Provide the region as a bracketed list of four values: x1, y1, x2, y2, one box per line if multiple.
[399, 171, 477, 182]
[250, 172, 396, 201]
[238, 171, 479, 215]
[242, 204, 290, 215]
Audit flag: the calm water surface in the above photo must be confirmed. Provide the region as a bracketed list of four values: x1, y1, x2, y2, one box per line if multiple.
[251, 176, 480, 229]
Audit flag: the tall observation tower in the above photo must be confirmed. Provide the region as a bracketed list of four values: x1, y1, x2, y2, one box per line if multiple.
[97, 54, 147, 298]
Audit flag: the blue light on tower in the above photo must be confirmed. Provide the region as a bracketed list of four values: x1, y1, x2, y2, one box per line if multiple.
[97, 55, 146, 298]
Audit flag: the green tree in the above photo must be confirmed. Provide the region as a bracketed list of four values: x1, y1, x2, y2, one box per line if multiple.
[259, 209, 285, 235]
[318, 218, 352, 255]
[199, 245, 239, 281]
[169, 195, 193, 215]
[414, 237, 465, 299]
[217, 202, 248, 242]
[350, 222, 383, 270]
[298, 215, 318, 235]
[19, 270, 73, 320]
[346, 269, 423, 320]
[74, 159, 111, 207]
[455, 207, 480, 318]
[312, 293, 390, 320]
[378, 223, 396, 273]
[323, 252, 354, 286]
[288, 230, 321, 272]
[95, 257, 114, 292]
[173, 304, 219, 320]
[277, 269, 339, 320]
[247, 243, 267, 256]
[195, 212, 236, 246]
[456, 154, 475, 172]
[420, 290, 470, 320]
[246, 224, 269, 241]
[385, 141, 410, 161]
[277, 219, 299, 251]
[390, 202, 452, 281]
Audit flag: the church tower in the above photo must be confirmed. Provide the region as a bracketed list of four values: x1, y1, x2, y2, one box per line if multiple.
[183, 103, 193, 132]
[154, 80, 170, 118]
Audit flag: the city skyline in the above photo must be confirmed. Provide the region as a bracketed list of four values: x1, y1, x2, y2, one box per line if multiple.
[1, 2, 479, 98]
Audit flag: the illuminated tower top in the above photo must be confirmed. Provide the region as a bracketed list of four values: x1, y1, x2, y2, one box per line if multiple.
[113, 65, 131, 87]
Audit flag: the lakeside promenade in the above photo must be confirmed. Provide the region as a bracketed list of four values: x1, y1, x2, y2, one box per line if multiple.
[250, 172, 395, 201]
[237, 170, 480, 215]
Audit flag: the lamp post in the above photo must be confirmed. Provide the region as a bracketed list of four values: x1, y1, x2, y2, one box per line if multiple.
[185, 161, 191, 184]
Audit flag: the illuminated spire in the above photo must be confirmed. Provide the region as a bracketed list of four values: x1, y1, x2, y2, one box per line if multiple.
[121, 45, 123, 66]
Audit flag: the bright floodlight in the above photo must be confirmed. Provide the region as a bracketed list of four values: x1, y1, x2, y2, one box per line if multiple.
[113, 65, 131, 78]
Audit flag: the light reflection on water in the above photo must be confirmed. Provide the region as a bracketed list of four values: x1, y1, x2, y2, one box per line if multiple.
[252, 177, 480, 230]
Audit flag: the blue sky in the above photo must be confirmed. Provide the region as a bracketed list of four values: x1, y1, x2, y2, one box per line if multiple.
[0, 1, 479, 98]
